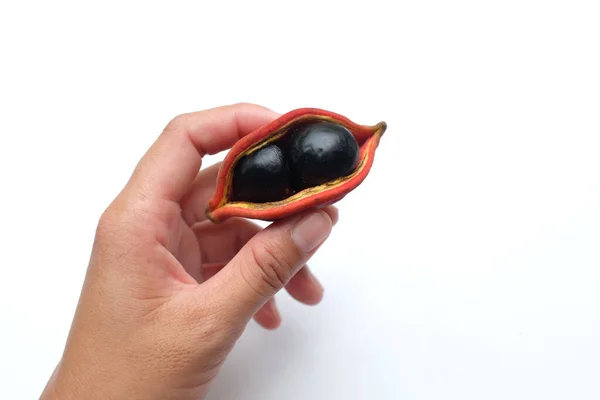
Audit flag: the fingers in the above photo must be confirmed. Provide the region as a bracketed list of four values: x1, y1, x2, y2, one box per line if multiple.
[202, 263, 224, 279]
[252, 267, 324, 329]
[195, 206, 336, 304]
[192, 217, 261, 265]
[201, 208, 334, 323]
[198, 260, 283, 330]
[284, 266, 324, 305]
[200, 262, 322, 330]
[181, 162, 222, 225]
[321, 205, 339, 226]
[194, 214, 330, 330]
[191, 205, 337, 332]
[253, 298, 281, 330]
[124, 103, 279, 204]
[193, 206, 337, 262]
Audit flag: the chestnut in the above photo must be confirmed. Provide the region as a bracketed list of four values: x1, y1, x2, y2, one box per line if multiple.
[207, 108, 387, 222]
[288, 121, 360, 190]
[231, 144, 291, 203]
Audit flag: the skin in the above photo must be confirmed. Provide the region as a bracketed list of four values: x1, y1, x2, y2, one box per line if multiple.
[40, 103, 337, 400]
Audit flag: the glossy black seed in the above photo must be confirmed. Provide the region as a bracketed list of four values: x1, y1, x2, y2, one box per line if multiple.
[288, 121, 359, 190]
[231, 144, 291, 203]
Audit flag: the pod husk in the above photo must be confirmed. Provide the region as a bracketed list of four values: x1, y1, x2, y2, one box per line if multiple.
[206, 108, 387, 222]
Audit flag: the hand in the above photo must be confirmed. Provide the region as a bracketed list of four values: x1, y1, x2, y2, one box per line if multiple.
[40, 103, 337, 400]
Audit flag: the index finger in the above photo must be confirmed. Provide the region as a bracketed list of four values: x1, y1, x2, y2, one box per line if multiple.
[126, 103, 279, 203]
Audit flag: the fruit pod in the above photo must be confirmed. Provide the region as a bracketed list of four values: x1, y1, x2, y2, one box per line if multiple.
[205, 108, 387, 223]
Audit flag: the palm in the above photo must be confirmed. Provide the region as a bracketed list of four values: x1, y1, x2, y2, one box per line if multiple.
[121, 105, 329, 330]
[155, 165, 327, 330]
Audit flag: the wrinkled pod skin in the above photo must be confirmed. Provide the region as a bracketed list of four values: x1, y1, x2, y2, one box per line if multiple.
[206, 108, 387, 223]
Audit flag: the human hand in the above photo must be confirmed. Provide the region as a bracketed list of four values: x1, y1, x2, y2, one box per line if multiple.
[40, 103, 337, 400]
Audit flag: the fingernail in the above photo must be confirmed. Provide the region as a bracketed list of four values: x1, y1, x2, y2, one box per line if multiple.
[291, 210, 332, 253]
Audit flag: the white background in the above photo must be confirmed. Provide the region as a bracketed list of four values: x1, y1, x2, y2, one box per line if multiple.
[1, 1, 599, 399]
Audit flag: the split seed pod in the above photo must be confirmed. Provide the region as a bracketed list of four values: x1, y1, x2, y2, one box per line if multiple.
[206, 108, 387, 223]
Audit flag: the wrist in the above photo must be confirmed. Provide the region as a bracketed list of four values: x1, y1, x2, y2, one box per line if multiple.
[40, 357, 209, 400]
[40, 361, 85, 400]
[40, 358, 122, 400]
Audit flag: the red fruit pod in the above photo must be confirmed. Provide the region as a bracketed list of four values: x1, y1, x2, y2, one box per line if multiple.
[205, 108, 387, 223]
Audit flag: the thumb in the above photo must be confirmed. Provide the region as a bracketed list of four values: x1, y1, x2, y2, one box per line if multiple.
[205, 209, 333, 323]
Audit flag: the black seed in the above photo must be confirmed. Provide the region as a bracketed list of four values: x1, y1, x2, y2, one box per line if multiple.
[231, 144, 291, 203]
[288, 121, 359, 190]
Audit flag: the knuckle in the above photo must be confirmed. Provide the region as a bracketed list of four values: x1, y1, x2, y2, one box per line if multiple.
[152, 301, 236, 377]
[226, 218, 260, 252]
[246, 241, 297, 295]
[223, 217, 253, 232]
[93, 207, 133, 256]
[164, 113, 190, 133]
[94, 202, 145, 247]
[231, 101, 253, 110]
[178, 295, 242, 350]
[95, 207, 120, 239]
